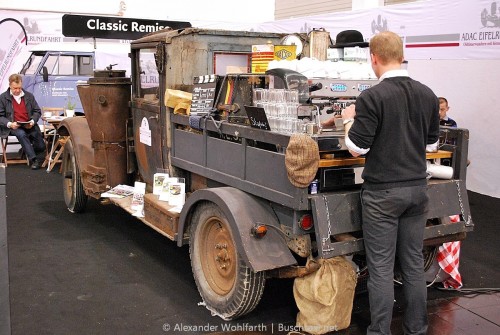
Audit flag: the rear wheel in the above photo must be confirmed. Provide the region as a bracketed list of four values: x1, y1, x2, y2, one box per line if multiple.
[189, 202, 265, 320]
[62, 138, 88, 213]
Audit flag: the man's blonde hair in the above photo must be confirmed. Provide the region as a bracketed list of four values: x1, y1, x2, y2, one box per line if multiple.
[369, 31, 404, 65]
[9, 73, 23, 84]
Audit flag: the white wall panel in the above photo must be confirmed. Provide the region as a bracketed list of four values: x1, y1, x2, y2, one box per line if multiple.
[275, 0, 419, 20]
[275, 0, 351, 20]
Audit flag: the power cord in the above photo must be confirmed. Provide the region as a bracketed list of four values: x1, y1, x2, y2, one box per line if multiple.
[435, 286, 500, 295]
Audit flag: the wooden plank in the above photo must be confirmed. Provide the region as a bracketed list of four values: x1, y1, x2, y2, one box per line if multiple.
[426, 150, 453, 159]
[319, 150, 453, 168]
[109, 194, 178, 241]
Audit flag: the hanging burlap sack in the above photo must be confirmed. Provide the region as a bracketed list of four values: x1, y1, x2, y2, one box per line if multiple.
[285, 133, 320, 188]
[293, 256, 357, 334]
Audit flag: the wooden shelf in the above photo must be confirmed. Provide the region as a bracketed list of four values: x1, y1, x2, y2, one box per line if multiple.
[319, 157, 365, 167]
[319, 150, 452, 167]
[109, 193, 179, 241]
[426, 150, 453, 159]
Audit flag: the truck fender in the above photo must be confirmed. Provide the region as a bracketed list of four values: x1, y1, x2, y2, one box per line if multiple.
[177, 187, 297, 272]
[57, 117, 94, 173]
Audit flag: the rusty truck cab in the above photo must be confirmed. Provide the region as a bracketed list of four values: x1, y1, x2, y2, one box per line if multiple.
[128, 28, 286, 187]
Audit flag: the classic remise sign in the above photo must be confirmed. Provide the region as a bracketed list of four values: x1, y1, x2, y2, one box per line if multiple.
[62, 14, 191, 40]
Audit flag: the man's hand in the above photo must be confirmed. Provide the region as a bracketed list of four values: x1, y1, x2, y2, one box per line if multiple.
[9, 122, 20, 130]
[341, 104, 363, 157]
[321, 115, 341, 128]
[341, 104, 356, 121]
[24, 121, 34, 129]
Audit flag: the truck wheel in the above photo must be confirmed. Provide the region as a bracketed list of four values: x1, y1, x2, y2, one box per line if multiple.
[189, 202, 265, 320]
[62, 138, 88, 213]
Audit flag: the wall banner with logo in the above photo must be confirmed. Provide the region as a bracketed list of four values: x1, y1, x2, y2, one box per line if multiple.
[252, 0, 500, 60]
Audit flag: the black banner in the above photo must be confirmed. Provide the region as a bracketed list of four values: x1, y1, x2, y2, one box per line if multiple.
[62, 14, 191, 40]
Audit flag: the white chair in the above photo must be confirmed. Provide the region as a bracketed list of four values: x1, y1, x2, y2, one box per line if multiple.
[41, 107, 66, 172]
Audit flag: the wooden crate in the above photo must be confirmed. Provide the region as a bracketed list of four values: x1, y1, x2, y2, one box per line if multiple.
[144, 193, 180, 238]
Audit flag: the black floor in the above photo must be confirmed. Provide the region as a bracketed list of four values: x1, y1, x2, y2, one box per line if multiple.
[5, 164, 500, 335]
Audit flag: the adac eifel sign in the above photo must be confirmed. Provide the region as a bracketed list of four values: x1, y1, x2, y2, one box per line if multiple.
[62, 15, 191, 40]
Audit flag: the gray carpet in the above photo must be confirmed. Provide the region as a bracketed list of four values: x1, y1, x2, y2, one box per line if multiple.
[4, 165, 499, 334]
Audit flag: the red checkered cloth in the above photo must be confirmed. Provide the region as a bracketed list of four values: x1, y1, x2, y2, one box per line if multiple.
[436, 215, 463, 289]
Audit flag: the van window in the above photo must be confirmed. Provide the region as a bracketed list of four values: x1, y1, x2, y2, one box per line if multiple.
[21, 53, 95, 76]
[21, 53, 44, 75]
[79, 56, 93, 75]
[44, 54, 74, 75]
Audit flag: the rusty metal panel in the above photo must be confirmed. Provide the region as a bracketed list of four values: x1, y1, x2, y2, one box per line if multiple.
[81, 165, 107, 195]
[427, 180, 472, 225]
[93, 142, 128, 188]
[206, 137, 244, 178]
[170, 114, 309, 210]
[245, 146, 295, 195]
[310, 189, 365, 258]
[132, 109, 163, 186]
[131, 29, 285, 191]
[424, 222, 470, 240]
[172, 129, 204, 166]
[311, 180, 473, 259]
[311, 191, 362, 236]
[77, 79, 131, 143]
[59, 117, 94, 172]
[76, 73, 131, 189]
[161, 28, 283, 92]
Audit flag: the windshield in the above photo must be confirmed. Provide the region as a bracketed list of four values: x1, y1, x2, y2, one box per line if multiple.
[20, 52, 44, 75]
[20, 51, 94, 76]
[136, 48, 159, 99]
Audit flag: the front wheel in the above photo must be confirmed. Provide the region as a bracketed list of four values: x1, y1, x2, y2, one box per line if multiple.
[62, 138, 88, 213]
[189, 202, 266, 320]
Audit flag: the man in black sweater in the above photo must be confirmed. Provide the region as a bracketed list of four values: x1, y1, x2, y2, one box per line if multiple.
[341, 31, 440, 335]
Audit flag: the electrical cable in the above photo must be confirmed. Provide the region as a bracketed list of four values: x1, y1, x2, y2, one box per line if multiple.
[435, 286, 500, 295]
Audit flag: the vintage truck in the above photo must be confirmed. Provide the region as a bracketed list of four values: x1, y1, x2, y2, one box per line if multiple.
[57, 27, 473, 320]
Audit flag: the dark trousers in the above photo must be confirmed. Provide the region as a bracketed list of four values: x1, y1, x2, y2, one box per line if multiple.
[10, 125, 46, 162]
[361, 185, 429, 335]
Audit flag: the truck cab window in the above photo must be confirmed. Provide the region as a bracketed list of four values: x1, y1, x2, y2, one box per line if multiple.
[213, 53, 250, 75]
[137, 48, 159, 99]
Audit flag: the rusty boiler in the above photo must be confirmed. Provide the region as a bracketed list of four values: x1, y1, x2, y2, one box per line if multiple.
[77, 69, 131, 190]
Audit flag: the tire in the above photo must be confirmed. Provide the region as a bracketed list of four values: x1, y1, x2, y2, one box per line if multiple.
[189, 202, 266, 320]
[62, 138, 88, 213]
[394, 245, 437, 284]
